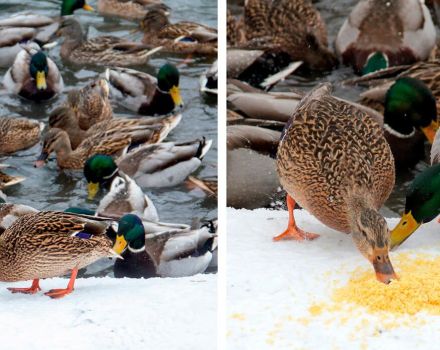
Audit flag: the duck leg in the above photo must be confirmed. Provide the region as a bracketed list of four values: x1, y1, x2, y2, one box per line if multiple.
[44, 268, 78, 299]
[273, 194, 320, 241]
[7, 279, 41, 294]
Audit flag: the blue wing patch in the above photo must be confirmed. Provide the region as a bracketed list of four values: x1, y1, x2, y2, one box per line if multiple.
[72, 232, 93, 239]
[177, 37, 196, 43]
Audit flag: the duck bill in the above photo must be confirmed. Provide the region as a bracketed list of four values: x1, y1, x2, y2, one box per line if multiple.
[170, 86, 183, 108]
[36, 71, 47, 90]
[87, 182, 99, 200]
[370, 249, 398, 284]
[83, 3, 94, 11]
[421, 120, 439, 144]
[112, 235, 128, 255]
[34, 152, 48, 168]
[390, 211, 420, 250]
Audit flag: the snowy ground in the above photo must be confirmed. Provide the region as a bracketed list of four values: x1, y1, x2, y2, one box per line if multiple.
[227, 208, 440, 350]
[0, 274, 216, 350]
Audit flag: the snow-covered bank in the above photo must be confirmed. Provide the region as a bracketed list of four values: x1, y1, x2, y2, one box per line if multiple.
[0, 274, 216, 350]
[227, 208, 440, 350]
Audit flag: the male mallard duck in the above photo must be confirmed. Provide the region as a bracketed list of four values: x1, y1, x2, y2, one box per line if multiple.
[390, 129, 440, 249]
[200, 60, 218, 95]
[0, 0, 93, 67]
[276, 83, 397, 283]
[95, 173, 159, 222]
[3, 43, 64, 101]
[0, 117, 44, 155]
[0, 203, 38, 234]
[49, 105, 181, 149]
[140, 8, 217, 56]
[112, 214, 215, 278]
[97, 0, 169, 21]
[335, 0, 436, 74]
[0, 211, 119, 298]
[104, 64, 183, 116]
[56, 18, 162, 66]
[83, 138, 212, 197]
[34, 128, 131, 169]
[240, 0, 337, 71]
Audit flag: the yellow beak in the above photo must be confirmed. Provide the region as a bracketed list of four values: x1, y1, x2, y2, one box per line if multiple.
[36, 71, 47, 90]
[83, 4, 94, 11]
[390, 211, 421, 250]
[112, 235, 128, 255]
[421, 120, 439, 144]
[170, 86, 183, 108]
[87, 182, 99, 200]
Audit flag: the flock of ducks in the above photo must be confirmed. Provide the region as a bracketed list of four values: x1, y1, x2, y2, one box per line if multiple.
[228, 0, 440, 283]
[0, 0, 217, 298]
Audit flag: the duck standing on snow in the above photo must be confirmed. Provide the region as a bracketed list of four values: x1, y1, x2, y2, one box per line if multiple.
[276, 83, 397, 284]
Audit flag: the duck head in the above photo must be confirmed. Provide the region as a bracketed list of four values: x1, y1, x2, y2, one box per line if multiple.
[113, 214, 145, 255]
[84, 155, 119, 200]
[61, 0, 93, 16]
[157, 63, 183, 109]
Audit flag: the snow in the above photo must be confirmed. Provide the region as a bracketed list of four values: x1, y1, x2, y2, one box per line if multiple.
[0, 274, 216, 350]
[227, 208, 440, 350]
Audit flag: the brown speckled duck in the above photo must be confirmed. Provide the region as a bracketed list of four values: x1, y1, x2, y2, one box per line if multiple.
[0, 211, 118, 298]
[0, 117, 44, 155]
[97, 0, 169, 21]
[276, 83, 397, 284]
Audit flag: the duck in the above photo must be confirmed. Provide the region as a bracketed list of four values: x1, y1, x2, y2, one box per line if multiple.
[335, 0, 436, 75]
[227, 9, 245, 46]
[200, 60, 218, 95]
[390, 129, 440, 249]
[104, 64, 183, 116]
[276, 83, 397, 284]
[0, 166, 25, 190]
[240, 0, 337, 71]
[34, 128, 131, 169]
[112, 213, 216, 278]
[83, 138, 212, 198]
[0, 211, 119, 298]
[95, 172, 159, 222]
[49, 104, 181, 150]
[0, 117, 44, 155]
[0, 202, 38, 235]
[139, 8, 217, 56]
[56, 17, 162, 66]
[3, 42, 64, 101]
[0, 0, 94, 68]
[97, 0, 170, 21]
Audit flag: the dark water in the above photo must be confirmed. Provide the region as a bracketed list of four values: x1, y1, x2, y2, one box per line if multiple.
[0, 0, 217, 224]
[228, 0, 430, 217]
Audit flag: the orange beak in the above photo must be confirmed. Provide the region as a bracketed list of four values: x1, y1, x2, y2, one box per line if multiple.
[370, 248, 398, 284]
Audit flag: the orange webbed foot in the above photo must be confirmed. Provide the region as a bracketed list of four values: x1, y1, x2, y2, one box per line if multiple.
[7, 279, 41, 294]
[273, 227, 320, 241]
[44, 288, 74, 299]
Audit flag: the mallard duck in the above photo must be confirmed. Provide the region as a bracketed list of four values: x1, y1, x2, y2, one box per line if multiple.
[0, 211, 119, 298]
[56, 18, 162, 66]
[34, 128, 131, 169]
[390, 129, 440, 249]
[200, 60, 218, 95]
[335, 0, 436, 74]
[104, 64, 183, 116]
[83, 138, 212, 198]
[95, 173, 159, 222]
[240, 0, 337, 71]
[140, 8, 217, 56]
[112, 213, 215, 278]
[0, 203, 38, 234]
[0, 0, 93, 67]
[49, 104, 181, 150]
[3, 43, 64, 101]
[276, 83, 396, 283]
[0, 117, 44, 155]
[97, 0, 169, 21]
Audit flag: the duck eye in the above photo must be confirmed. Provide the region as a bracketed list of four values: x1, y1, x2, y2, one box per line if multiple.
[361, 230, 367, 238]
[377, 256, 381, 261]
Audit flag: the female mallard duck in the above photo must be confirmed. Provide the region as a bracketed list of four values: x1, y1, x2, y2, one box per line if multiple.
[0, 0, 93, 67]
[49, 104, 181, 150]
[276, 83, 397, 283]
[112, 214, 215, 278]
[34, 128, 131, 169]
[390, 129, 440, 249]
[0, 117, 44, 155]
[3, 43, 64, 101]
[140, 8, 217, 56]
[104, 64, 183, 116]
[56, 18, 162, 66]
[83, 138, 212, 198]
[335, 0, 436, 75]
[240, 0, 337, 71]
[200, 60, 218, 95]
[0, 211, 119, 298]
[95, 173, 159, 221]
[0, 203, 38, 234]
[97, 0, 169, 21]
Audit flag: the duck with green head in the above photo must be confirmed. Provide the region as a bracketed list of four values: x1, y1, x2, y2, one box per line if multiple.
[84, 154, 119, 200]
[61, 0, 94, 16]
[105, 63, 183, 116]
